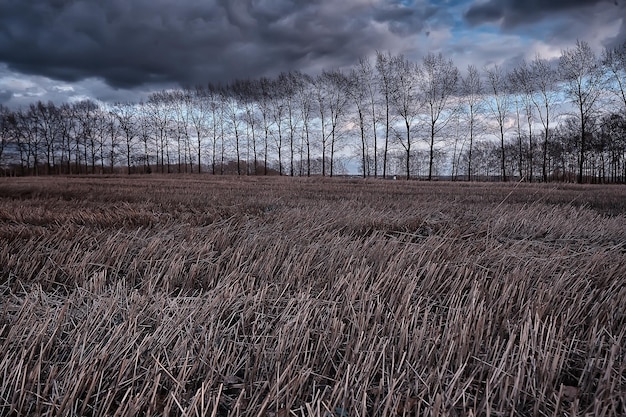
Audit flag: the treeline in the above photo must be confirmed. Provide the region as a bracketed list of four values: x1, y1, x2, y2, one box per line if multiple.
[1, 40, 625, 182]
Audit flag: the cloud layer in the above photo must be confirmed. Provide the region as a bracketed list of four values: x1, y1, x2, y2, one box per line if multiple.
[0, 0, 625, 107]
[464, 0, 626, 49]
[465, 0, 617, 27]
[0, 0, 439, 89]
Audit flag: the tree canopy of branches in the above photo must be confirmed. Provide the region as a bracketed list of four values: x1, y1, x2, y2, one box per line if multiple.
[2, 39, 626, 183]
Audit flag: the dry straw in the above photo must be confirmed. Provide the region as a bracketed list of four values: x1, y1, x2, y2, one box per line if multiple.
[0, 175, 624, 416]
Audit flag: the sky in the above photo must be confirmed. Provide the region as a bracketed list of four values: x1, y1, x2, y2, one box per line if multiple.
[0, 0, 624, 108]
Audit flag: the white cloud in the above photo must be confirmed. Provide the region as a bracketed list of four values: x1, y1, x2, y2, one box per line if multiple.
[526, 41, 562, 62]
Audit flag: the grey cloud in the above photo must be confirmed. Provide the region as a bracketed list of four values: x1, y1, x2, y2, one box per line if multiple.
[373, 2, 438, 35]
[0, 89, 13, 104]
[464, 0, 626, 54]
[464, 1, 503, 24]
[0, 62, 152, 109]
[465, 0, 619, 27]
[0, 0, 436, 91]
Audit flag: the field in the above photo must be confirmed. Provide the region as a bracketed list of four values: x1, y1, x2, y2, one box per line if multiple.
[0, 175, 625, 417]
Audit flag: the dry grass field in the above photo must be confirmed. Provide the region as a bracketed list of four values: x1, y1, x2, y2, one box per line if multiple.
[0, 175, 625, 417]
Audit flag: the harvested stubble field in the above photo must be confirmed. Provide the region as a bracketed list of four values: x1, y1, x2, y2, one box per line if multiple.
[0, 176, 625, 417]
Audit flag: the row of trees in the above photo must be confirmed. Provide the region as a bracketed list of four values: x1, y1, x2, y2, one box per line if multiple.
[1, 40, 625, 182]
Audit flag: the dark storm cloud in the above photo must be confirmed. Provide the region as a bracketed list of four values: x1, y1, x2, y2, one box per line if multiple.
[0, 0, 435, 90]
[373, 2, 438, 35]
[465, 0, 619, 27]
[464, 0, 626, 56]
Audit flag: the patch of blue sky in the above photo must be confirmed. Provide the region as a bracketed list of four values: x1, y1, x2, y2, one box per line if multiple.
[391, 0, 471, 9]
[427, 0, 472, 7]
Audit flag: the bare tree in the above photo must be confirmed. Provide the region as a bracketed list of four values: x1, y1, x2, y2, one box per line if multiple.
[460, 65, 484, 181]
[57, 104, 76, 174]
[73, 100, 102, 174]
[17, 107, 41, 175]
[449, 111, 465, 180]
[256, 78, 274, 175]
[312, 71, 350, 177]
[560, 40, 604, 183]
[485, 64, 511, 181]
[510, 60, 538, 181]
[136, 101, 154, 173]
[348, 67, 370, 178]
[376, 51, 395, 178]
[103, 106, 121, 173]
[32, 101, 61, 174]
[530, 55, 559, 182]
[391, 55, 421, 180]
[603, 41, 626, 112]
[110, 102, 138, 174]
[236, 80, 260, 174]
[278, 72, 302, 176]
[313, 74, 329, 176]
[270, 78, 287, 175]
[0, 105, 10, 170]
[226, 80, 256, 175]
[206, 84, 224, 175]
[147, 91, 173, 173]
[295, 73, 314, 176]
[359, 57, 379, 177]
[323, 70, 350, 177]
[421, 53, 460, 180]
[171, 89, 193, 173]
[189, 86, 211, 174]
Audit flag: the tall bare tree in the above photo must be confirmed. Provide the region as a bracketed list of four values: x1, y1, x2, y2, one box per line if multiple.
[603, 41, 626, 112]
[421, 53, 460, 180]
[206, 84, 224, 175]
[175, 93, 191, 173]
[313, 74, 329, 176]
[147, 91, 173, 173]
[57, 103, 76, 174]
[391, 55, 421, 179]
[510, 60, 538, 181]
[270, 78, 287, 175]
[295, 73, 314, 176]
[485, 64, 511, 181]
[313, 70, 350, 176]
[224, 83, 245, 175]
[189, 86, 211, 174]
[110, 102, 137, 175]
[17, 107, 41, 175]
[171, 89, 193, 173]
[278, 72, 302, 176]
[348, 67, 370, 177]
[33, 101, 60, 174]
[0, 105, 11, 170]
[376, 51, 395, 178]
[73, 100, 101, 174]
[529, 56, 559, 182]
[137, 101, 154, 173]
[358, 57, 379, 177]
[560, 40, 604, 183]
[461, 65, 484, 181]
[237, 80, 260, 174]
[324, 70, 350, 177]
[255, 78, 274, 175]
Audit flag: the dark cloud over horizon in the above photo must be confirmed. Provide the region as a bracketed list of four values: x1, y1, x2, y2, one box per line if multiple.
[466, 0, 607, 25]
[0, 0, 437, 90]
[1, 0, 625, 107]
[465, 0, 626, 46]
